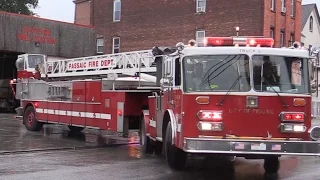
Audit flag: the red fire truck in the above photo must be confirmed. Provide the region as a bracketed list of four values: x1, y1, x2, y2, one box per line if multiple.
[11, 36, 320, 173]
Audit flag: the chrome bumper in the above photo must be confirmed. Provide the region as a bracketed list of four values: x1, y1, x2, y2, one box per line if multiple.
[184, 138, 320, 156]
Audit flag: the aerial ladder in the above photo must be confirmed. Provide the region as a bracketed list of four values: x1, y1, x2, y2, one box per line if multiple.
[31, 50, 159, 82]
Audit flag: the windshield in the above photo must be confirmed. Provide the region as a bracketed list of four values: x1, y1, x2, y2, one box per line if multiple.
[252, 55, 309, 94]
[183, 55, 251, 92]
[27, 55, 44, 69]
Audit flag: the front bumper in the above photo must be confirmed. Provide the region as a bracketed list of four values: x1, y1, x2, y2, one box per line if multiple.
[184, 138, 320, 156]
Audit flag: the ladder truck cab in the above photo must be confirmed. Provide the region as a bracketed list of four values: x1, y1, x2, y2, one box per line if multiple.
[10, 54, 47, 114]
[14, 54, 46, 80]
[12, 37, 320, 173]
[142, 37, 320, 173]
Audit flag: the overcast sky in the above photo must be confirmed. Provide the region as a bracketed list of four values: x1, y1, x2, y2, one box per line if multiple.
[33, 0, 319, 23]
[302, 0, 320, 7]
[34, 0, 75, 23]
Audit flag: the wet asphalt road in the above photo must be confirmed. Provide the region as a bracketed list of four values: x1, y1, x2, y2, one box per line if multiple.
[0, 114, 319, 180]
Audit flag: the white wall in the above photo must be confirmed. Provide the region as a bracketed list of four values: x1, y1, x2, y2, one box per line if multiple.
[302, 9, 320, 47]
[47, 56, 67, 61]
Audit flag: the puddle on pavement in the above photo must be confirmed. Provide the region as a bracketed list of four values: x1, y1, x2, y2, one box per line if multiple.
[39, 125, 139, 147]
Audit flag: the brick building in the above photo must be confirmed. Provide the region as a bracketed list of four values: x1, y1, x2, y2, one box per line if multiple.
[74, 0, 302, 54]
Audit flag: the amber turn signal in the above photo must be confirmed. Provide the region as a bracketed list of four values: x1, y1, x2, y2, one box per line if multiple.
[196, 96, 209, 104]
[293, 98, 306, 106]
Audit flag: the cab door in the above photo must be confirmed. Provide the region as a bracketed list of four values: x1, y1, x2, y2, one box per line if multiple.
[156, 56, 173, 138]
[172, 57, 184, 146]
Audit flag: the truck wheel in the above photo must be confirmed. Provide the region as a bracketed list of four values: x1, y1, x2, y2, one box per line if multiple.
[23, 106, 43, 131]
[264, 156, 280, 174]
[140, 118, 154, 154]
[164, 121, 187, 171]
[68, 126, 84, 133]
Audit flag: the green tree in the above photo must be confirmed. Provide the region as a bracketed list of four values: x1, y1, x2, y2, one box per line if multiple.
[0, 0, 39, 15]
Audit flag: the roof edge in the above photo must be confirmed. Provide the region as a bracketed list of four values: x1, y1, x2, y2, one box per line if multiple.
[73, 0, 91, 4]
[0, 10, 95, 29]
[302, 3, 320, 29]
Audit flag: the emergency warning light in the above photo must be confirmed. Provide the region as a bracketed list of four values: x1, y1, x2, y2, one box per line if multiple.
[204, 37, 234, 46]
[204, 37, 274, 47]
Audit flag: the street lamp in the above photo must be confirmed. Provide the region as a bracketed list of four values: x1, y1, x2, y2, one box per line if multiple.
[236, 27, 240, 37]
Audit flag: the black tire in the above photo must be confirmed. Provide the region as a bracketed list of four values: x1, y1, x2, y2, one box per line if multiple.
[23, 106, 43, 131]
[264, 156, 280, 174]
[140, 118, 154, 154]
[68, 126, 84, 133]
[164, 121, 187, 171]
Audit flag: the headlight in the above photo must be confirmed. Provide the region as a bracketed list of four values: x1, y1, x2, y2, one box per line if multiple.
[280, 123, 306, 133]
[197, 122, 223, 131]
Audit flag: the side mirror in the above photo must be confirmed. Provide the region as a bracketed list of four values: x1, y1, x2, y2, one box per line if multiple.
[165, 60, 172, 75]
[308, 59, 316, 81]
[160, 77, 171, 88]
[310, 46, 320, 65]
[311, 82, 317, 93]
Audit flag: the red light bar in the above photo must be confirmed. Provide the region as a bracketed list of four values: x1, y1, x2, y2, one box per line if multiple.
[246, 38, 274, 47]
[205, 37, 233, 47]
[204, 37, 274, 47]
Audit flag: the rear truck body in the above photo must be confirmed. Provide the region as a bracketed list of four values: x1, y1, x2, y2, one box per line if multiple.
[12, 50, 157, 136]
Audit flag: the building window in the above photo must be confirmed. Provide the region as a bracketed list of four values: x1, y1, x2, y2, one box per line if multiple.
[113, 37, 120, 53]
[196, 0, 206, 13]
[291, 0, 295, 17]
[270, 29, 274, 39]
[281, 0, 286, 13]
[271, 0, 275, 11]
[113, 0, 121, 22]
[196, 30, 205, 47]
[289, 34, 294, 46]
[310, 16, 314, 32]
[280, 32, 285, 47]
[97, 38, 104, 54]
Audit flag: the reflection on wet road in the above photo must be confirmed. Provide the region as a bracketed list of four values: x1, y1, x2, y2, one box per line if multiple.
[0, 114, 319, 180]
